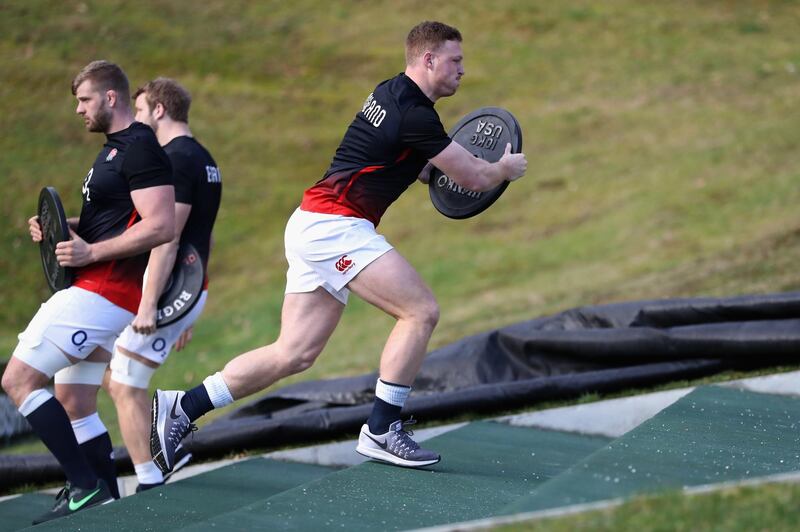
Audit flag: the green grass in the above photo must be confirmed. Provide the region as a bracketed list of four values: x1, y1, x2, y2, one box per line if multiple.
[2, 0, 800, 505]
[500, 481, 800, 532]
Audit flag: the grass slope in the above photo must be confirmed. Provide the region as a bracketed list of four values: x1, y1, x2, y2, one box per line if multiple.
[501, 481, 800, 532]
[2, 0, 800, 457]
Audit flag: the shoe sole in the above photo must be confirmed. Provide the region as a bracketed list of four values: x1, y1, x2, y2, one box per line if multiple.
[150, 391, 171, 474]
[163, 450, 193, 482]
[355, 444, 440, 468]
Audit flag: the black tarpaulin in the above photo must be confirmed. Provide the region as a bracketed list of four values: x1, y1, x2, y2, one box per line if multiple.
[3, 291, 800, 490]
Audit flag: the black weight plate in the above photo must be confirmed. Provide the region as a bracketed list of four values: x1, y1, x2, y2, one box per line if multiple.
[156, 242, 204, 327]
[429, 107, 523, 219]
[38, 187, 73, 292]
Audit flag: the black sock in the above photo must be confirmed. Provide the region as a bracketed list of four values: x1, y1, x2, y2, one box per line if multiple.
[79, 432, 120, 499]
[367, 397, 402, 434]
[25, 397, 96, 489]
[180, 384, 214, 422]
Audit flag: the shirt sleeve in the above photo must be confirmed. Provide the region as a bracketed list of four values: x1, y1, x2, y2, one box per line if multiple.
[399, 105, 452, 160]
[169, 152, 196, 205]
[122, 136, 173, 191]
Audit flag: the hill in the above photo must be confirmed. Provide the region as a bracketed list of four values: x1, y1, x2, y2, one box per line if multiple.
[2, 0, 800, 454]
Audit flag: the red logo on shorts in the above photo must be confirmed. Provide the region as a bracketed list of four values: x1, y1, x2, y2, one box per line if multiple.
[335, 255, 354, 274]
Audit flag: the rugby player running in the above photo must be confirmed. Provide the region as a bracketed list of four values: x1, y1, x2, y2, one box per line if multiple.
[108, 77, 221, 492]
[1, 60, 174, 524]
[151, 21, 526, 472]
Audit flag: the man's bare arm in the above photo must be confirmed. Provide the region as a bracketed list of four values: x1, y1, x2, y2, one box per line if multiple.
[428, 142, 527, 192]
[131, 202, 192, 335]
[55, 185, 175, 267]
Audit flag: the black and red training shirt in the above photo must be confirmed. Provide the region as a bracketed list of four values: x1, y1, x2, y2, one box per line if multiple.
[73, 122, 172, 312]
[301, 73, 451, 226]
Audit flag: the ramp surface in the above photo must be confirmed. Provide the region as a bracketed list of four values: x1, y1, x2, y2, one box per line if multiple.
[8, 384, 800, 531]
[178, 422, 609, 531]
[14, 458, 335, 531]
[0, 494, 53, 532]
[502, 385, 800, 514]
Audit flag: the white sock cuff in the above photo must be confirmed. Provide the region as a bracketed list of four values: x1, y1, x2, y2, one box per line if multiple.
[71, 412, 107, 444]
[375, 379, 411, 407]
[203, 372, 234, 409]
[134, 461, 164, 485]
[18, 389, 53, 417]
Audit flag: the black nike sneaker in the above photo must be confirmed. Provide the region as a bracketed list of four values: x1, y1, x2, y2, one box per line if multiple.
[135, 481, 163, 493]
[32, 479, 114, 524]
[355, 418, 440, 467]
[151, 389, 195, 474]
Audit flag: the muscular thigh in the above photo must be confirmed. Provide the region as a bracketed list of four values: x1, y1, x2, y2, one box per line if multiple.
[347, 250, 436, 319]
[275, 288, 345, 355]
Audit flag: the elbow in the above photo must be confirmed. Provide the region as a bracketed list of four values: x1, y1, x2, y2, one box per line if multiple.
[153, 219, 176, 246]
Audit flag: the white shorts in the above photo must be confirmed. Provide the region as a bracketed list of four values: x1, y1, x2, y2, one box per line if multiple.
[114, 290, 208, 364]
[12, 287, 134, 374]
[284, 208, 393, 304]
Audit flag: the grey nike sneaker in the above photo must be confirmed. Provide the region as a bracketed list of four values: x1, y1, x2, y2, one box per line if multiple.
[32, 479, 114, 524]
[151, 389, 195, 474]
[356, 418, 440, 468]
[163, 443, 193, 482]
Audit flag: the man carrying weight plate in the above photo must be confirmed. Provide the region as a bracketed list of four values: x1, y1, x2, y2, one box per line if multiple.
[107, 77, 222, 492]
[151, 21, 526, 474]
[1, 60, 174, 524]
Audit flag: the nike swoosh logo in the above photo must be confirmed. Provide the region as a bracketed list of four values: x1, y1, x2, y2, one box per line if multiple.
[68, 488, 100, 511]
[170, 395, 181, 420]
[365, 433, 388, 449]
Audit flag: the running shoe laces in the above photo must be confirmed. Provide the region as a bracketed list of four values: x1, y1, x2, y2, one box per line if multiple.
[52, 483, 71, 506]
[169, 418, 196, 449]
[389, 418, 421, 458]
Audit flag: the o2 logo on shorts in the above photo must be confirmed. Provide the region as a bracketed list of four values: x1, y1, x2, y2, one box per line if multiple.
[150, 338, 167, 358]
[71, 330, 88, 352]
[152, 338, 167, 358]
[335, 255, 354, 274]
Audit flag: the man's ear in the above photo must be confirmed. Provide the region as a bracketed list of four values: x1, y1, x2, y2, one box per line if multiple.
[423, 51, 434, 69]
[106, 89, 117, 108]
[154, 102, 166, 120]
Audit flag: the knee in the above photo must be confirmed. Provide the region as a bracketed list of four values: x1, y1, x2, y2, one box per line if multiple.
[285, 350, 319, 375]
[426, 300, 440, 329]
[108, 353, 156, 396]
[275, 342, 322, 376]
[57, 389, 96, 420]
[57, 393, 80, 418]
[2, 363, 35, 404]
[107, 379, 134, 403]
[414, 298, 440, 331]
[1, 367, 16, 397]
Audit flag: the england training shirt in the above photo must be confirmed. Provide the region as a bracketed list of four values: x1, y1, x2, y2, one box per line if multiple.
[301, 73, 451, 226]
[73, 122, 173, 313]
[164, 135, 222, 287]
